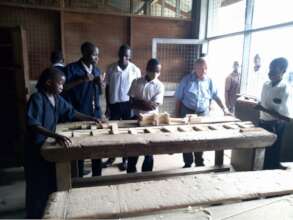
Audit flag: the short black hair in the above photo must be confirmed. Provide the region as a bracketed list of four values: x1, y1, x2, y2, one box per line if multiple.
[50, 50, 63, 64]
[118, 44, 130, 58]
[270, 57, 288, 73]
[146, 58, 160, 73]
[36, 67, 64, 92]
[81, 42, 96, 55]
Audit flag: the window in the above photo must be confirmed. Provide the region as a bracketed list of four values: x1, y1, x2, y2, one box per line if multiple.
[206, 35, 244, 101]
[208, 0, 246, 37]
[252, 0, 293, 29]
[246, 26, 293, 98]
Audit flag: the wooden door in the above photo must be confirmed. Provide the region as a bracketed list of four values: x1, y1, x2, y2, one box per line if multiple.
[0, 26, 29, 168]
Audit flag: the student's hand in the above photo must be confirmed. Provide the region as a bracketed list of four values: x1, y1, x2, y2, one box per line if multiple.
[90, 117, 104, 128]
[55, 134, 72, 148]
[144, 100, 158, 110]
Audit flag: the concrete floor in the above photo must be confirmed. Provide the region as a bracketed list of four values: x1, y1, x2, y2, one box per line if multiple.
[0, 151, 231, 219]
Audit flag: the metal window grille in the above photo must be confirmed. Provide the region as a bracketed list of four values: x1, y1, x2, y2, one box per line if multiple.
[152, 38, 206, 115]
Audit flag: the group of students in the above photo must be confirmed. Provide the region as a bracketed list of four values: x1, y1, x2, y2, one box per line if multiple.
[24, 39, 291, 218]
[24, 42, 164, 218]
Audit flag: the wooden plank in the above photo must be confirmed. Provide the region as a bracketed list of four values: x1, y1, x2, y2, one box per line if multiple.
[56, 162, 71, 191]
[42, 129, 276, 162]
[72, 130, 91, 137]
[72, 165, 230, 188]
[113, 194, 293, 220]
[91, 129, 110, 136]
[110, 123, 119, 134]
[45, 170, 293, 219]
[55, 116, 241, 133]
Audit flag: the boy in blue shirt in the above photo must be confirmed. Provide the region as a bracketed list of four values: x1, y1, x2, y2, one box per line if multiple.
[25, 68, 101, 218]
[64, 42, 103, 177]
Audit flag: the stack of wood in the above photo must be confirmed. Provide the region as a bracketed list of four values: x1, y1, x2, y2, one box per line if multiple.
[138, 112, 203, 126]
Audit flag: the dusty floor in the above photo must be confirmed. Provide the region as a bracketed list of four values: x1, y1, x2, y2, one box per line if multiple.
[0, 151, 231, 219]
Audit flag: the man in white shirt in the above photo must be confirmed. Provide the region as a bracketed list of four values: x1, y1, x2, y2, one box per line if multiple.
[256, 57, 291, 169]
[104, 44, 141, 170]
[127, 58, 165, 173]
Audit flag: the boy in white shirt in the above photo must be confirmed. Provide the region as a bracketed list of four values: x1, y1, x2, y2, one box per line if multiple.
[127, 58, 165, 173]
[256, 57, 291, 169]
[104, 44, 141, 170]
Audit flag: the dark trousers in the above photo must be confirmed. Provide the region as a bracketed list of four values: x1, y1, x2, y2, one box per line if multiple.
[127, 155, 154, 173]
[106, 102, 132, 164]
[24, 146, 56, 218]
[78, 159, 102, 177]
[180, 104, 209, 166]
[259, 120, 286, 169]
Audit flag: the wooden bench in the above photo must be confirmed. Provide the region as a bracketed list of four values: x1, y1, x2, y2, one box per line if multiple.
[44, 170, 293, 219]
[41, 117, 276, 191]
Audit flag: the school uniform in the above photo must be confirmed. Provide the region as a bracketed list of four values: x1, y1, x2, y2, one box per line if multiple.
[105, 62, 141, 165]
[106, 61, 141, 119]
[259, 80, 291, 169]
[25, 92, 76, 218]
[65, 60, 102, 176]
[175, 73, 219, 167]
[127, 76, 165, 173]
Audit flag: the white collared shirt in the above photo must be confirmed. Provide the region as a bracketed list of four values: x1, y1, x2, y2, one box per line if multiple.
[81, 61, 93, 75]
[128, 76, 165, 116]
[106, 62, 141, 104]
[52, 63, 65, 68]
[260, 80, 291, 121]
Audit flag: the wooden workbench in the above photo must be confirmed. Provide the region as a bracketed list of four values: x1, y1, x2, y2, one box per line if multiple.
[44, 169, 293, 219]
[41, 116, 276, 191]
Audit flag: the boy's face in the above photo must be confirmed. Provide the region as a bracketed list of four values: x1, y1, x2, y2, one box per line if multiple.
[84, 48, 99, 65]
[147, 64, 161, 80]
[47, 75, 66, 95]
[119, 49, 131, 65]
[268, 64, 284, 83]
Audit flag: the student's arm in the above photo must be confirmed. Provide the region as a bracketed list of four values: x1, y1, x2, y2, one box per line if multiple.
[130, 97, 158, 111]
[64, 74, 93, 91]
[255, 103, 290, 122]
[74, 111, 102, 124]
[29, 125, 71, 148]
[214, 96, 231, 115]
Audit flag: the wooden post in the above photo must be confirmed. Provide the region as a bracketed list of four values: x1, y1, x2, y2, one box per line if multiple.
[215, 150, 224, 167]
[56, 162, 72, 191]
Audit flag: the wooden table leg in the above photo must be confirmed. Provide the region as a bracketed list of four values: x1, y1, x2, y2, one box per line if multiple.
[252, 148, 265, 170]
[56, 162, 72, 191]
[215, 150, 224, 166]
